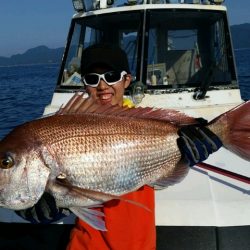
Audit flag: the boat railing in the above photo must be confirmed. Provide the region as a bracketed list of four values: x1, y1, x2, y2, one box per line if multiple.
[72, 0, 225, 13]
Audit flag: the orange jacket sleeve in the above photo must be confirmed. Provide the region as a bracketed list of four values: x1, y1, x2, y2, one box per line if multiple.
[66, 185, 156, 250]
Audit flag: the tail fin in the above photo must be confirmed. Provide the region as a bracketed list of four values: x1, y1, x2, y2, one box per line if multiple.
[209, 101, 250, 161]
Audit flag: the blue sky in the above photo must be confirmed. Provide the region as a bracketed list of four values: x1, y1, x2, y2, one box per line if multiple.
[0, 0, 249, 57]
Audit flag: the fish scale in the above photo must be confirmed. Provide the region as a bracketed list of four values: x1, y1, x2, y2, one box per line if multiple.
[52, 130, 178, 194]
[47, 115, 180, 194]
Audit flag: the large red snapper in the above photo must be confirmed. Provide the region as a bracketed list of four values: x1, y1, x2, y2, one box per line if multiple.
[0, 93, 249, 230]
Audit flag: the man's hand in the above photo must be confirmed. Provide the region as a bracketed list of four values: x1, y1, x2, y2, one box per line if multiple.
[177, 125, 223, 166]
[15, 193, 71, 224]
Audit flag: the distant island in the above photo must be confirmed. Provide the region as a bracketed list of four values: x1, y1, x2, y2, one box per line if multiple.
[0, 23, 249, 66]
[0, 46, 64, 66]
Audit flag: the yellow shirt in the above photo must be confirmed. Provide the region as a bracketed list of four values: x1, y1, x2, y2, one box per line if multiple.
[123, 98, 135, 108]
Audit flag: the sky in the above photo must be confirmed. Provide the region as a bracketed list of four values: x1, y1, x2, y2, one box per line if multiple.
[0, 0, 249, 57]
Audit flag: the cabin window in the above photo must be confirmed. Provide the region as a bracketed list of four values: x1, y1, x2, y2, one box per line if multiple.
[59, 12, 142, 89]
[60, 23, 83, 87]
[145, 9, 234, 89]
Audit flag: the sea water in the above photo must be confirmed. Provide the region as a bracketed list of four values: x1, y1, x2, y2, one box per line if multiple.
[0, 49, 249, 140]
[0, 64, 59, 139]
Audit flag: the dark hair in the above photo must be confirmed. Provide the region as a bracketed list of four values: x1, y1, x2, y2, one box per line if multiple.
[81, 44, 130, 74]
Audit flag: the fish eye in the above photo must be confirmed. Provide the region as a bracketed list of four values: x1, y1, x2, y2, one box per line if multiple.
[0, 155, 15, 169]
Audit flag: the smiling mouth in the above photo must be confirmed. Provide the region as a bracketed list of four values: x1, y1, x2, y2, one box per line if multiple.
[98, 93, 113, 103]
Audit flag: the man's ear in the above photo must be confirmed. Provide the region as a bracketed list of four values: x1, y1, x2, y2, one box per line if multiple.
[124, 74, 132, 89]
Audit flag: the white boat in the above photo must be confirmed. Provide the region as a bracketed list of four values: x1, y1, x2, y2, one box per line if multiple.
[1, 0, 249, 249]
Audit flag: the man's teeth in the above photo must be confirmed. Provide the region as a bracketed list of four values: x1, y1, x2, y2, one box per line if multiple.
[100, 94, 112, 100]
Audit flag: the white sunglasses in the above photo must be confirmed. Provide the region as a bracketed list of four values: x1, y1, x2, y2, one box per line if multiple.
[82, 71, 127, 87]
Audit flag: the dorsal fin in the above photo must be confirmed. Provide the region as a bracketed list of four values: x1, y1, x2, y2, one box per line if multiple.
[56, 92, 198, 126]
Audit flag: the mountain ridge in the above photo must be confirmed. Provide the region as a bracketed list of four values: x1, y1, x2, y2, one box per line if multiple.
[0, 46, 64, 66]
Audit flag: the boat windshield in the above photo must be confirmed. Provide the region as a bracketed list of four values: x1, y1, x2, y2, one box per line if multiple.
[57, 8, 236, 92]
[58, 11, 142, 90]
[145, 9, 236, 89]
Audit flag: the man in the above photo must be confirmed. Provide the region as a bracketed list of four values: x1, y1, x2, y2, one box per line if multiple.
[66, 44, 156, 249]
[17, 44, 222, 250]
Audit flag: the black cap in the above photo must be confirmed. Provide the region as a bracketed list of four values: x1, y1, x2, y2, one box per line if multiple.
[81, 44, 130, 75]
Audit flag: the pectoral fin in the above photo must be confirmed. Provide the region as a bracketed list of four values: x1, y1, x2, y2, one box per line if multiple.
[47, 177, 151, 230]
[70, 207, 107, 231]
[55, 177, 151, 211]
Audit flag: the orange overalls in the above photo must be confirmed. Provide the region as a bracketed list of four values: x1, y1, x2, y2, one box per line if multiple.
[66, 185, 156, 250]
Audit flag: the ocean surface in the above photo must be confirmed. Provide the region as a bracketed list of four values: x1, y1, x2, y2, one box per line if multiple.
[0, 49, 250, 140]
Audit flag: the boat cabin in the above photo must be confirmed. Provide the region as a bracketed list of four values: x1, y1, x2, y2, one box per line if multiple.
[55, 0, 237, 106]
[42, 2, 250, 249]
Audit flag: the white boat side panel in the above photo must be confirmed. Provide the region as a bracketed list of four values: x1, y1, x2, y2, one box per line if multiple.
[155, 153, 250, 226]
[43, 89, 242, 117]
[139, 90, 242, 119]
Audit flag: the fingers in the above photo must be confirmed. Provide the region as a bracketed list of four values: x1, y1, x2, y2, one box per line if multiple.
[177, 125, 223, 166]
[198, 127, 223, 151]
[15, 193, 70, 224]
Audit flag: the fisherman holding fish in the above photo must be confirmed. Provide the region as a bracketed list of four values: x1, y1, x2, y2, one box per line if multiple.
[66, 44, 157, 249]
[9, 44, 228, 250]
